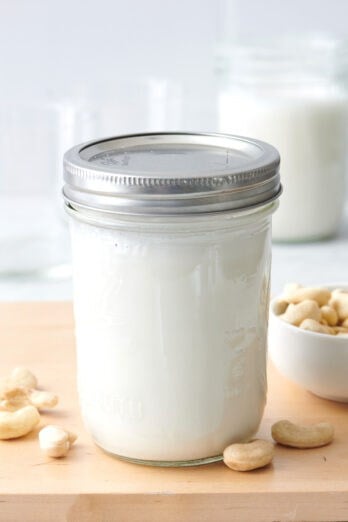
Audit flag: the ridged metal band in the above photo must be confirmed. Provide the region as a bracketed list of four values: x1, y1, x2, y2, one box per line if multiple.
[63, 132, 281, 216]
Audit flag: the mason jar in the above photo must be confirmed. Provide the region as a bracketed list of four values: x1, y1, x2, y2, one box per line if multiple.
[63, 132, 281, 466]
[217, 37, 348, 242]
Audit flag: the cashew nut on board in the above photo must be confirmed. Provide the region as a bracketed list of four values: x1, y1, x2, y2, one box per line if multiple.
[271, 420, 334, 448]
[223, 439, 274, 471]
[0, 367, 60, 439]
[0, 367, 58, 411]
[39, 425, 77, 458]
[0, 405, 40, 439]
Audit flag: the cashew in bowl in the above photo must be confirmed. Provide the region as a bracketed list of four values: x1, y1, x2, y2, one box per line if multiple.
[271, 420, 334, 448]
[329, 290, 348, 322]
[283, 284, 331, 306]
[299, 319, 335, 335]
[276, 284, 348, 336]
[0, 405, 40, 439]
[342, 318, 348, 328]
[281, 300, 321, 326]
[223, 439, 274, 471]
[39, 425, 77, 458]
[332, 326, 348, 334]
[320, 305, 338, 326]
[273, 299, 289, 316]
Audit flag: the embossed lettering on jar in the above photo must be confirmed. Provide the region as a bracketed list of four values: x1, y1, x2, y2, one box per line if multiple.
[63, 132, 281, 466]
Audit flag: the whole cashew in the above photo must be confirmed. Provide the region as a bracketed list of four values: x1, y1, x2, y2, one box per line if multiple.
[10, 367, 38, 389]
[329, 290, 348, 322]
[39, 425, 77, 458]
[0, 367, 38, 400]
[283, 284, 331, 306]
[320, 306, 338, 326]
[271, 420, 334, 448]
[300, 319, 334, 335]
[223, 439, 274, 471]
[0, 405, 40, 439]
[281, 300, 321, 326]
[342, 318, 348, 328]
[273, 299, 289, 316]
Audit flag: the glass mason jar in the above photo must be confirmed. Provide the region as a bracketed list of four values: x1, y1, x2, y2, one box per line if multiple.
[63, 132, 281, 466]
[217, 37, 348, 242]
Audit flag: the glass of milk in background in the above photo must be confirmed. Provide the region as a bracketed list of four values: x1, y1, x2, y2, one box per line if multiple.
[217, 37, 348, 242]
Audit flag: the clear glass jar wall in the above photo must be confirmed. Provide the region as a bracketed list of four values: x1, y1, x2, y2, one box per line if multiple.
[217, 38, 348, 242]
[69, 206, 275, 465]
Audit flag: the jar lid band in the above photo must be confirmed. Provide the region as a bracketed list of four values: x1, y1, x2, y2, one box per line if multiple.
[63, 132, 281, 216]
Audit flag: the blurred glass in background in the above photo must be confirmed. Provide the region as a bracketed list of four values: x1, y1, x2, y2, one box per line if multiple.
[0, 99, 90, 278]
[217, 36, 348, 242]
[86, 79, 183, 137]
[0, 79, 183, 279]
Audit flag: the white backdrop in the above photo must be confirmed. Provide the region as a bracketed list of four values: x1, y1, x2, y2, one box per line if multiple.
[1, 0, 348, 299]
[1, 0, 348, 131]
[0, 0, 218, 127]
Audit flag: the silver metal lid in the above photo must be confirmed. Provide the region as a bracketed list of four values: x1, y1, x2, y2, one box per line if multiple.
[63, 132, 281, 215]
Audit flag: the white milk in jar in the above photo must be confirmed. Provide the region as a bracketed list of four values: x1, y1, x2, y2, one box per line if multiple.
[217, 39, 348, 242]
[63, 132, 281, 465]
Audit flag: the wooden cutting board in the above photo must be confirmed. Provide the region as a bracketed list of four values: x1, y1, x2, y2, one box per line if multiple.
[0, 302, 348, 522]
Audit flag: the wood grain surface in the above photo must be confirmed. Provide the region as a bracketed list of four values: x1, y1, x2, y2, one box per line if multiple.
[0, 302, 347, 522]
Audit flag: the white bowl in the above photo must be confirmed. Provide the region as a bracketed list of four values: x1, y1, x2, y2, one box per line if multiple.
[268, 285, 348, 402]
